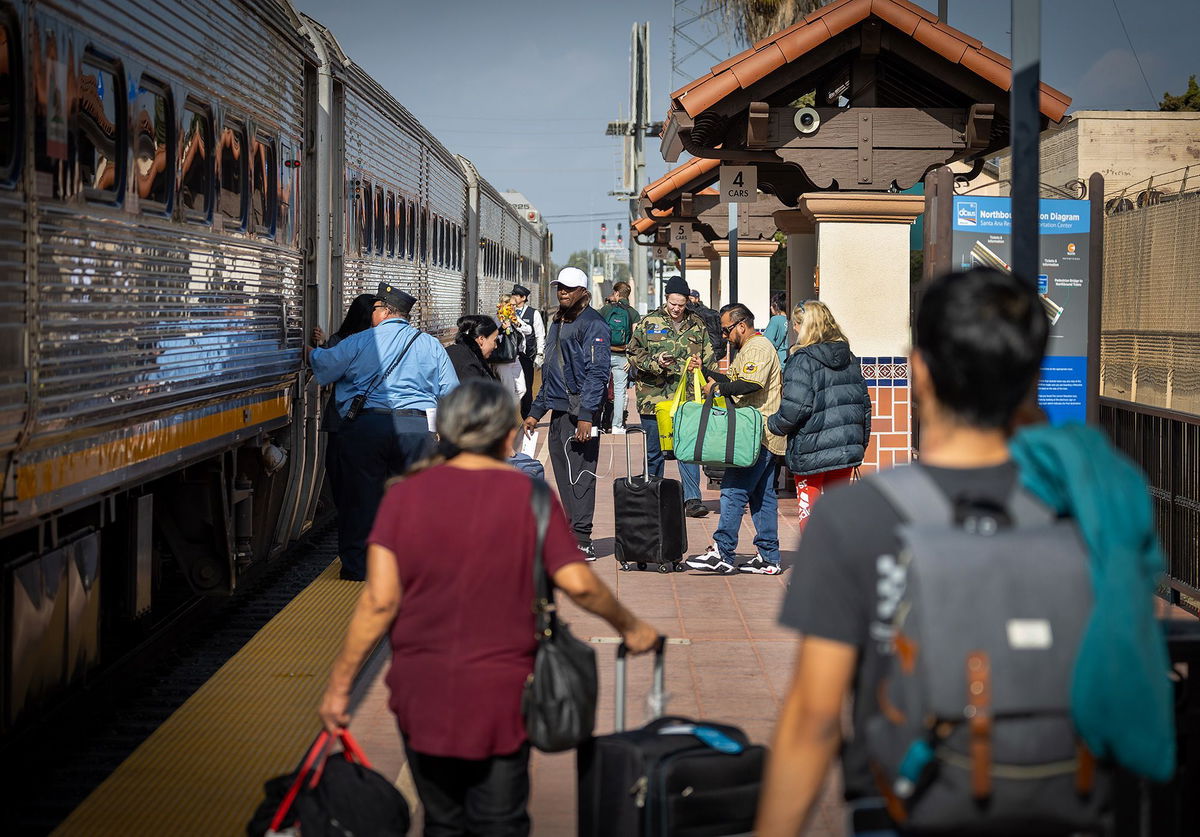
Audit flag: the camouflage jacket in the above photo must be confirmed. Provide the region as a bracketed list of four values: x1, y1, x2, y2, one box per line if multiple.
[626, 307, 715, 414]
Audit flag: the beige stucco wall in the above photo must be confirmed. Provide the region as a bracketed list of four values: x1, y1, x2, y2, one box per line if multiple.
[815, 221, 911, 357]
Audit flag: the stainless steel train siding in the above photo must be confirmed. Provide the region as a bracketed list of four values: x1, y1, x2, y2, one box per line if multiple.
[7, 0, 311, 525]
[333, 56, 468, 341]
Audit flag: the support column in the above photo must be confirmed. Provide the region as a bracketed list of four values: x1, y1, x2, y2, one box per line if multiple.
[798, 193, 924, 473]
[773, 210, 816, 308]
[709, 239, 778, 319]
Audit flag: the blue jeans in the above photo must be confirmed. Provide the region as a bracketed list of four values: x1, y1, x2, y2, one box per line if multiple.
[638, 415, 701, 501]
[610, 353, 630, 429]
[714, 446, 780, 565]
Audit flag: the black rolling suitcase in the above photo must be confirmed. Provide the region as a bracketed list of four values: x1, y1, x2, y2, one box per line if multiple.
[614, 428, 687, 573]
[577, 640, 766, 837]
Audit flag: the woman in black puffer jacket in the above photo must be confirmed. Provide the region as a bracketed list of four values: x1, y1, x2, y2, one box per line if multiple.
[767, 300, 871, 532]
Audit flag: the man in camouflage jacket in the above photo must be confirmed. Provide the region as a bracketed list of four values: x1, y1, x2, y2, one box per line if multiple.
[626, 276, 714, 517]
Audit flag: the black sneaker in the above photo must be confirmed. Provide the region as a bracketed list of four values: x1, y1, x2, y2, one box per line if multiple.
[684, 544, 736, 574]
[684, 499, 709, 518]
[737, 554, 783, 575]
[581, 544, 597, 562]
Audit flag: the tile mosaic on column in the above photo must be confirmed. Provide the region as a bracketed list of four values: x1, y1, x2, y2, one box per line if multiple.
[860, 356, 910, 475]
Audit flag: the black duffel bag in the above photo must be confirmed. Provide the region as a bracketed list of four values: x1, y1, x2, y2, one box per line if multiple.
[247, 729, 409, 836]
[493, 326, 522, 364]
[521, 478, 598, 752]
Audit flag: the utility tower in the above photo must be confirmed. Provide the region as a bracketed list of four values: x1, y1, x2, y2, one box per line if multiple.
[670, 0, 728, 90]
[607, 23, 659, 313]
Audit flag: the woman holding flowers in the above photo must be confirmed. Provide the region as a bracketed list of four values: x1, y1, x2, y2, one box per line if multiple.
[494, 294, 532, 401]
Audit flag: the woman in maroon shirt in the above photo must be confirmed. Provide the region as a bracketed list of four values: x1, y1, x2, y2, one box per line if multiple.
[320, 380, 658, 836]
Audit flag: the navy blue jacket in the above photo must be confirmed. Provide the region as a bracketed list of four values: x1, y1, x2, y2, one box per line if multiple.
[531, 306, 611, 422]
[767, 341, 872, 476]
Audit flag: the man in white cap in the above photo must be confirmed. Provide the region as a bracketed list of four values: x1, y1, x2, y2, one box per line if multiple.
[523, 267, 611, 561]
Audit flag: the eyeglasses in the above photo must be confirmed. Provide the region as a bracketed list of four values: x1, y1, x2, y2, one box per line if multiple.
[372, 303, 385, 311]
[720, 320, 743, 336]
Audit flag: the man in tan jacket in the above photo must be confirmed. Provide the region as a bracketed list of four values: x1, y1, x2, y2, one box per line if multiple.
[685, 303, 786, 575]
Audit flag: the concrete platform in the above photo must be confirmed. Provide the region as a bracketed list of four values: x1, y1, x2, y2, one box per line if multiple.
[350, 424, 848, 836]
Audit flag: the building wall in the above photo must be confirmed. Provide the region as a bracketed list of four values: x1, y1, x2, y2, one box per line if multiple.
[996, 111, 1200, 198]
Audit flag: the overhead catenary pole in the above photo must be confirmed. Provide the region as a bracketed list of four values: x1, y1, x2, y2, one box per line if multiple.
[1010, 0, 1041, 286]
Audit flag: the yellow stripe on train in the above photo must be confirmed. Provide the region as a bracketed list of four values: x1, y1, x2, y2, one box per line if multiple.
[15, 394, 291, 501]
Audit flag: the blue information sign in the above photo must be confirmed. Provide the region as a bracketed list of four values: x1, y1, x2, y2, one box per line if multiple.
[951, 196, 1093, 424]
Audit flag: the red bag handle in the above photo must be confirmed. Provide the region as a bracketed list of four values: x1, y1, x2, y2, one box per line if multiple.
[268, 730, 374, 831]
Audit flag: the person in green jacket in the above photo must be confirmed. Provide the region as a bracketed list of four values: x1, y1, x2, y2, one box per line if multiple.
[762, 292, 789, 366]
[626, 275, 715, 517]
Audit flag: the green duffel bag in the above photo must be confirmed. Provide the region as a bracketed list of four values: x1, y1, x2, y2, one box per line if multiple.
[673, 390, 763, 468]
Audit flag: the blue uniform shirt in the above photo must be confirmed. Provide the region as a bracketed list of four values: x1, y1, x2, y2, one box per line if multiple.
[311, 318, 459, 416]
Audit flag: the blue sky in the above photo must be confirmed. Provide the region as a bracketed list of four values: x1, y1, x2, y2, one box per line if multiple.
[291, 0, 1198, 262]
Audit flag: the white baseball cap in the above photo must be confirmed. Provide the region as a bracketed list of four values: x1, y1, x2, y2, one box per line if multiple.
[552, 266, 588, 289]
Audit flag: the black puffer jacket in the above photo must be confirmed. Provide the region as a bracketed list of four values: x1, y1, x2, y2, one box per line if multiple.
[767, 341, 872, 475]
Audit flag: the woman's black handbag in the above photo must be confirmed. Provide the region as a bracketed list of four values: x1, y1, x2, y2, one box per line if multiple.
[493, 327, 521, 364]
[521, 479, 598, 752]
[247, 729, 409, 836]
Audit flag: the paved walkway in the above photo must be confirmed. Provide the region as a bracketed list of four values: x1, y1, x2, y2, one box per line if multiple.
[350, 425, 847, 836]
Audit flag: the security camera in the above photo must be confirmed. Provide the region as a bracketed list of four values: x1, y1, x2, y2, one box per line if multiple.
[794, 107, 820, 135]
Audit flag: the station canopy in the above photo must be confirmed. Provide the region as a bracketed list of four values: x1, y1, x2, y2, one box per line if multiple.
[657, 0, 1071, 203]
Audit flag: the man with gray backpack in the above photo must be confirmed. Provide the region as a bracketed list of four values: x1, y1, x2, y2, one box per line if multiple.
[755, 267, 1175, 836]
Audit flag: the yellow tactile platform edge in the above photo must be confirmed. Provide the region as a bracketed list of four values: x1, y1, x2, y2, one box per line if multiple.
[54, 561, 363, 836]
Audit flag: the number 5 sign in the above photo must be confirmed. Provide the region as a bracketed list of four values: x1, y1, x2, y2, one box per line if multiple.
[720, 165, 757, 203]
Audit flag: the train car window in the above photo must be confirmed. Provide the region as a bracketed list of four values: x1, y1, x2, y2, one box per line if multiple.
[436, 217, 444, 267]
[396, 197, 407, 259]
[374, 186, 384, 256]
[79, 50, 125, 202]
[0, 16, 21, 185]
[133, 77, 171, 211]
[179, 99, 212, 221]
[360, 179, 372, 253]
[217, 117, 247, 227]
[250, 132, 276, 236]
[386, 192, 395, 257]
[408, 199, 417, 257]
[420, 206, 428, 264]
[278, 137, 298, 248]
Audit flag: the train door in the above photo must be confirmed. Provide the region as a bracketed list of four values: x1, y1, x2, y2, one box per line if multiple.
[0, 2, 26, 521]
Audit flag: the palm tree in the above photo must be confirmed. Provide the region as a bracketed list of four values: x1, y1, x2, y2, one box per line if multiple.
[705, 0, 832, 50]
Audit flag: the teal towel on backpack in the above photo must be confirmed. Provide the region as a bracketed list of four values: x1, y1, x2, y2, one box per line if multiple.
[1010, 423, 1175, 781]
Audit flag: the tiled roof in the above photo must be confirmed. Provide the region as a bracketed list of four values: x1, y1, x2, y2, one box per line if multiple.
[669, 0, 1070, 122]
[643, 157, 722, 205]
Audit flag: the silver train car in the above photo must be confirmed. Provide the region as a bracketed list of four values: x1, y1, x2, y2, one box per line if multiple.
[0, 0, 551, 733]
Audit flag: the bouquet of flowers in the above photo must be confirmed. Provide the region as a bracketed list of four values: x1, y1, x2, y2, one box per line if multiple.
[497, 302, 516, 326]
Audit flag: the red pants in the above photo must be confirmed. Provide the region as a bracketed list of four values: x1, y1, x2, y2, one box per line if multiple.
[795, 467, 856, 533]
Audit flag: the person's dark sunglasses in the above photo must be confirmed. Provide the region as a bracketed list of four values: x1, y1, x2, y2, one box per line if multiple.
[721, 321, 742, 336]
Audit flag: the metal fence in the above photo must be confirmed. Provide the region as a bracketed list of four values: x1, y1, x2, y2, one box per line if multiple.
[1100, 397, 1200, 614]
[1101, 175, 1200, 415]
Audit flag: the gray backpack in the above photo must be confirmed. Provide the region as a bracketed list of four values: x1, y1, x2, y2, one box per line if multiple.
[864, 465, 1111, 834]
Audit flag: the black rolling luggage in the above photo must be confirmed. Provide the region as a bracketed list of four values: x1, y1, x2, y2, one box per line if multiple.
[577, 640, 766, 837]
[614, 428, 687, 573]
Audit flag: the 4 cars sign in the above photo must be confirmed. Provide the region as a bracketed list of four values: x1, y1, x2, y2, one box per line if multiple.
[720, 165, 756, 203]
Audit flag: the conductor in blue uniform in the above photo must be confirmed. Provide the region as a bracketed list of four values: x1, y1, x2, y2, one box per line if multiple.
[310, 283, 459, 580]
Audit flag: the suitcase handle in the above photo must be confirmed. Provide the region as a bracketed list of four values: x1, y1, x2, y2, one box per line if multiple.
[623, 425, 650, 486]
[614, 635, 667, 732]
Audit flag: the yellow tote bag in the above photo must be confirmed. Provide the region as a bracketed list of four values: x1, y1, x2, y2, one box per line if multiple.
[655, 369, 707, 453]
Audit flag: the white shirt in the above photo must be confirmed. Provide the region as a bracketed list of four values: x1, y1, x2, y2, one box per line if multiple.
[516, 304, 546, 365]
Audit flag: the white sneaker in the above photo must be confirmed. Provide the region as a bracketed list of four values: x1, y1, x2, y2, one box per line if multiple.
[738, 554, 783, 575]
[613, 426, 626, 435]
[684, 543, 736, 574]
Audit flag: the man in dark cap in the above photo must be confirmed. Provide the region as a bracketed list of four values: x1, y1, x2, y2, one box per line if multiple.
[509, 283, 545, 418]
[309, 283, 459, 580]
[626, 275, 714, 517]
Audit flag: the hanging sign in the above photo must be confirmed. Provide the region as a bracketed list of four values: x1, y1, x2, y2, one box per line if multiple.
[652, 245, 669, 259]
[720, 165, 757, 203]
[669, 222, 690, 244]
